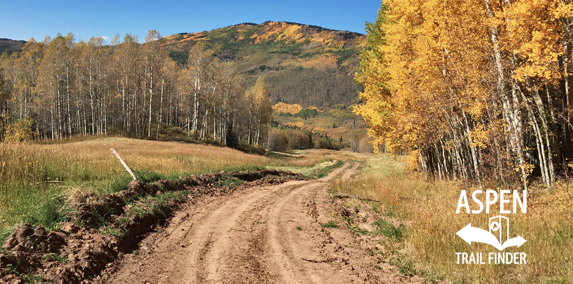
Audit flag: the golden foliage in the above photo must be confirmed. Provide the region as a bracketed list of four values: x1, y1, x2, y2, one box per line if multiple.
[356, 0, 573, 188]
[3, 117, 36, 143]
[272, 102, 303, 114]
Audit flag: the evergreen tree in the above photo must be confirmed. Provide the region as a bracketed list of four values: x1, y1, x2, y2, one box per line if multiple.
[225, 122, 238, 149]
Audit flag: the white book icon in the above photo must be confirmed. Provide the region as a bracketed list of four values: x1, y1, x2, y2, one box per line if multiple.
[489, 215, 509, 245]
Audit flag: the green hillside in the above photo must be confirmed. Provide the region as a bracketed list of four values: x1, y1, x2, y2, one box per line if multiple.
[0, 38, 26, 54]
[162, 21, 365, 108]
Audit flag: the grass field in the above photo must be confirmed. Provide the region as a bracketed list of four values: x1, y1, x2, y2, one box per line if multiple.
[0, 137, 336, 244]
[331, 153, 573, 283]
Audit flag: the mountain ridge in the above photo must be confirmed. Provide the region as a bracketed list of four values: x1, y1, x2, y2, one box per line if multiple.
[161, 21, 365, 108]
[0, 38, 26, 54]
[1, 21, 365, 108]
[174, 21, 365, 37]
[162, 21, 365, 68]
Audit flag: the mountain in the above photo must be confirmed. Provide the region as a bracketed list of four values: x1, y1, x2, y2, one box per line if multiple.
[1, 22, 366, 108]
[162, 21, 366, 108]
[0, 38, 26, 54]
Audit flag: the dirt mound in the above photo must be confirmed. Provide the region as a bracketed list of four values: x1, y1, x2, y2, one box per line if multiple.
[0, 169, 305, 283]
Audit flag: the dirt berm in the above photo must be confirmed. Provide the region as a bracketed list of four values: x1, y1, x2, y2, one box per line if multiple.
[0, 169, 304, 283]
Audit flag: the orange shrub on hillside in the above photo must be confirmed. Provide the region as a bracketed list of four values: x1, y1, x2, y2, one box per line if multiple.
[272, 102, 303, 115]
[285, 122, 304, 128]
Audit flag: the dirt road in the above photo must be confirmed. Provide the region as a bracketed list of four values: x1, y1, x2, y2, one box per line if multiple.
[97, 162, 420, 284]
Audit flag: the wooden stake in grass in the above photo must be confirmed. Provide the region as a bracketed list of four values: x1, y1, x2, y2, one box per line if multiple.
[110, 148, 137, 181]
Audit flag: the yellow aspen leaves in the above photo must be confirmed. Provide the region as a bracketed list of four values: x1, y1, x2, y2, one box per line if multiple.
[356, 0, 572, 188]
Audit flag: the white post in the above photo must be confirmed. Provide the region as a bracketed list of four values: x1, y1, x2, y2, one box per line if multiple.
[110, 148, 137, 181]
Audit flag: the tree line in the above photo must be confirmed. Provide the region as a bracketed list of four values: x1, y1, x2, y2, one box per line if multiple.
[266, 67, 360, 108]
[356, 0, 573, 189]
[0, 31, 273, 146]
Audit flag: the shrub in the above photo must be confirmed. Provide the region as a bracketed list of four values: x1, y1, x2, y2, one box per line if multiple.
[3, 117, 36, 143]
[225, 124, 239, 149]
[267, 130, 289, 152]
[237, 140, 266, 155]
[295, 109, 319, 119]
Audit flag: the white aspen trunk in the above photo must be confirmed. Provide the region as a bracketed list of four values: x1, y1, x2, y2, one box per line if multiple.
[148, 66, 154, 138]
[89, 62, 95, 135]
[99, 93, 103, 135]
[485, 0, 528, 190]
[485, 98, 507, 184]
[76, 88, 81, 135]
[123, 75, 127, 132]
[256, 115, 262, 145]
[436, 146, 443, 180]
[97, 63, 103, 135]
[213, 104, 216, 140]
[157, 77, 164, 139]
[104, 91, 107, 135]
[142, 65, 147, 138]
[545, 86, 556, 124]
[66, 66, 72, 136]
[193, 75, 200, 140]
[414, 128, 427, 175]
[82, 99, 87, 135]
[532, 89, 555, 185]
[455, 97, 483, 188]
[50, 107, 54, 140]
[134, 81, 139, 137]
[202, 108, 208, 140]
[439, 140, 450, 180]
[520, 89, 549, 188]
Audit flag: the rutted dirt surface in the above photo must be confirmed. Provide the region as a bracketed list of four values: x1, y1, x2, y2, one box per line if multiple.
[0, 169, 305, 284]
[95, 162, 424, 284]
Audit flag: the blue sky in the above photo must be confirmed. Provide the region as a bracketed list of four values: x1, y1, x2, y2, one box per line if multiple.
[0, 0, 381, 42]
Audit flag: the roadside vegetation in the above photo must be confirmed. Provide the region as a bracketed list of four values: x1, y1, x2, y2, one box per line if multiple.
[0, 137, 339, 245]
[330, 154, 573, 283]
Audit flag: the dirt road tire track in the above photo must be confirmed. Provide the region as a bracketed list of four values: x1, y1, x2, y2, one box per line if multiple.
[99, 162, 418, 284]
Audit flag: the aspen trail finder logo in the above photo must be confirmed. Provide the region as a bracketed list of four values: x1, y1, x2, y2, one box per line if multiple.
[456, 216, 526, 251]
[455, 190, 527, 264]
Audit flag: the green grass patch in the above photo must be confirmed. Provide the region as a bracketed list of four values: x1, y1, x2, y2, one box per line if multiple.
[270, 159, 335, 177]
[372, 219, 405, 241]
[100, 227, 122, 236]
[343, 216, 369, 235]
[0, 181, 68, 245]
[53, 254, 68, 264]
[321, 221, 337, 228]
[312, 160, 343, 179]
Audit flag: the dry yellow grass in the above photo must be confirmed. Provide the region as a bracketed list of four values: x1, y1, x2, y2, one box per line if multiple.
[331, 153, 573, 283]
[0, 137, 271, 184]
[0, 138, 274, 231]
[0, 137, 337, 237]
